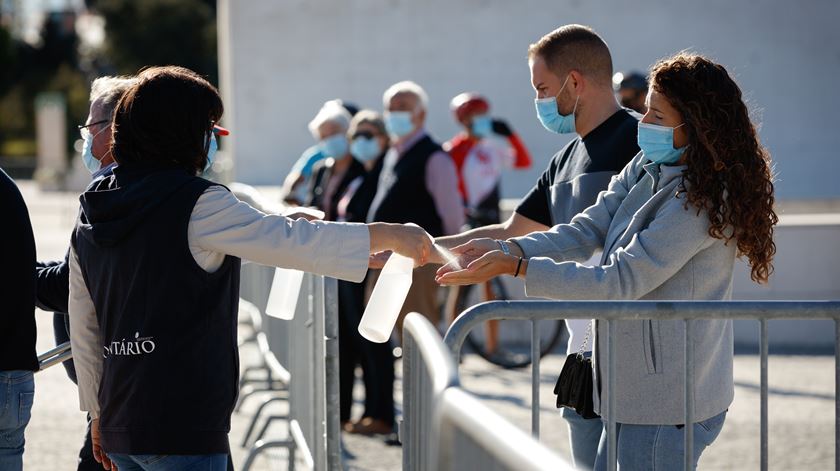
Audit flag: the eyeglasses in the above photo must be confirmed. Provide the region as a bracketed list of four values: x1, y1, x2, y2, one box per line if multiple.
[352, 131, 377, 140]
[78, 119, 109, 131]
[78, 119, 109, 139]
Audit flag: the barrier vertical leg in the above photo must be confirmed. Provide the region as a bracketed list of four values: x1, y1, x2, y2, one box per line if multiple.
[324, 278, 342, 470]
[607, 320, 617, 471]
[835, 319, 839, 471]
[531, 319, 540, 439]
[760, 319, 769, 471]
[684, 320, 694, 471]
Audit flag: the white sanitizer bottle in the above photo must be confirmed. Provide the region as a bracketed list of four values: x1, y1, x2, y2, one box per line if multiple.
[358, 253, 414, 343]
[265, 267, 305, 320]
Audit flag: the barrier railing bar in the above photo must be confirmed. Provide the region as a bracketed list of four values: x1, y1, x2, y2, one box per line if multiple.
[323, 277, 341, 470]
[443, 300, 840, 470]
[289, 419, 314, 469]
[437, 388, 574, 471]
[607, 319, 617, 471]
[37, 341, 72, 371]
[760, 319, 769, 471]
[684, 319, 694, 471]
[402, 313, 460, 471]
[531, 319, 540, 438]
[835, 319, 839, 471]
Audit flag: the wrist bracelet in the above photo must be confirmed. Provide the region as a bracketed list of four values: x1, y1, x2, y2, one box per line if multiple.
[497, 239, 511, 255]
[514, 257, 524, 277]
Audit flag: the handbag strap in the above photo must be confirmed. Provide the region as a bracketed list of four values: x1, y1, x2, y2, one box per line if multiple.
[576, 321, 593, 358]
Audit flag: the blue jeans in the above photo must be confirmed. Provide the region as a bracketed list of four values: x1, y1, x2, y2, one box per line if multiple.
[561, 407, 602, 470]
[594, 410, 727, 471]
[108, 453, 228, 471]
[0, 370, 35, 471]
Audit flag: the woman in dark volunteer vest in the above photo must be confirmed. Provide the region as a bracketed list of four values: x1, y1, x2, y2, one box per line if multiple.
[437, 53, 777, 469]
[67, 66, 434, 471]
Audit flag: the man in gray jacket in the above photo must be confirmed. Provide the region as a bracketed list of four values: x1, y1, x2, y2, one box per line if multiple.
[435, 24, 639, 470]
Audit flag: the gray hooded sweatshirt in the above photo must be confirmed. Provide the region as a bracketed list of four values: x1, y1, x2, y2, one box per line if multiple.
[513, 152, 735, 424]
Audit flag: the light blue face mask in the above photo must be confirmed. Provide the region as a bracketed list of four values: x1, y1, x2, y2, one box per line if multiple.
[350, 136, 381, 163]
[81, 125, 108, 174]
[637, 122, 687, 164]
[471, 114, 493, 138]
[319, 134, 349, 158]
[384, 111, 415, 138]
[534, 74, 579, 134]
[204, 132, 218, 173]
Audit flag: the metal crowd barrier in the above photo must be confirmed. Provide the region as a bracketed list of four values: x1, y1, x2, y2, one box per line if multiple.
[240, 265, 341, 471]
[37, 341, 72, 371]
[402, 313, 572, 471]
[443, 300, 840, 471]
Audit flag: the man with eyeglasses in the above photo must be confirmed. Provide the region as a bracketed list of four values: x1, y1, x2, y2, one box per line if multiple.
[34, 76, 137, 471]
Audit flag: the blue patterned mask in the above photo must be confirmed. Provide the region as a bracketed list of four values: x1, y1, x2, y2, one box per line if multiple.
[81, 125, 108, 174]
[204, 133, 218, 172]
[350, 137, 381, 163]
[319, 134, 349, 158]
[471, 114, 493, 138]
[384, 111, 415, 138]
[637, 122, 686, 164]
[534, 74, 578, 134]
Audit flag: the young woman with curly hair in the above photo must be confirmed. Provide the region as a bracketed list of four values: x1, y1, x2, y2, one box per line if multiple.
[436, 52, 777, 469]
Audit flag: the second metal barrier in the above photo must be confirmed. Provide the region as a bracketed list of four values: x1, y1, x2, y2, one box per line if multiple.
[443, 299, 840, 471]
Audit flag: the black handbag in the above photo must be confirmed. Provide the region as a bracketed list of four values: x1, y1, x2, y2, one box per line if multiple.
[553, 322, 600, 419]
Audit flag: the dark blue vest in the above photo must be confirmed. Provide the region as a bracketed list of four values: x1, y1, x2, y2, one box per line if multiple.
[72, 166, 241, 455]
[369, 135, 445, 237]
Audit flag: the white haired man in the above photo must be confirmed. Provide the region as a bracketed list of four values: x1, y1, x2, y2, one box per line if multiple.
[366, 81, 464, 341]
[34, 75, 139, 471]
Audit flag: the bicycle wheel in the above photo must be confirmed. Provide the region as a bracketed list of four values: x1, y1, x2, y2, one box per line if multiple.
[457, 278, 566, 369]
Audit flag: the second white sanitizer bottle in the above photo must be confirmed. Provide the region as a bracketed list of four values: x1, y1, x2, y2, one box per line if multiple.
[358, 253, 414, 343]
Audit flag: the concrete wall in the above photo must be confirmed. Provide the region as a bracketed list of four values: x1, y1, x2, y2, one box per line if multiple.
[218, 0, 840, 201]
[730, 215, 840, 351]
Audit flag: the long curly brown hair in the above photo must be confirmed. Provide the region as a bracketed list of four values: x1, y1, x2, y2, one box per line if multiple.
[650, 53, 777, 283]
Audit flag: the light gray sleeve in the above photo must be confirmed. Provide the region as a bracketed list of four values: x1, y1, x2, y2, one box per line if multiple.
[67, 245, 102, 419]
[524, 193, 714, 300]
[425, 151, 466, 235]
[190, 186, 370, 283]
[511, 153, 644, 263]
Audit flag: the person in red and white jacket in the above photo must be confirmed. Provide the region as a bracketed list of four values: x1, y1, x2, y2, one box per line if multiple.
[443, 93, 532, 354]
[444, 93, 532, 228]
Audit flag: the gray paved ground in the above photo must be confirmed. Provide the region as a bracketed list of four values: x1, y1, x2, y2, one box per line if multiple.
[19, 182, 836, 470]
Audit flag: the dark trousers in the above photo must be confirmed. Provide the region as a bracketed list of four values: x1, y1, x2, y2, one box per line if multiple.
[53, 314, 99, 471]
[337, 279, 395, 426]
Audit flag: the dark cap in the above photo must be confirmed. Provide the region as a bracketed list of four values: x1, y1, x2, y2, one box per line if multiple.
[613, 72, 648, 92]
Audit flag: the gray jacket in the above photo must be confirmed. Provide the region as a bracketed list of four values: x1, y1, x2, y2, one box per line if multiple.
[513, 152, 735, 424]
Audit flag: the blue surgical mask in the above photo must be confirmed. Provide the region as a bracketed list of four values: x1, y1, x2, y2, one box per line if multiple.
[534, 74, 578, 134]
[471, 114, 493, 138]
[81, 125, 108, 174]
[637, 122, 687, 164]
[350, 136, 381, 163]
[204, 132, 218, 172]
[319, 134, 349, 158]
[384, 111, 415, 138]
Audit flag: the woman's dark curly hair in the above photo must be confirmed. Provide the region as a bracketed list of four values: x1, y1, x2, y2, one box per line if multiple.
[650, 52, 777, 283]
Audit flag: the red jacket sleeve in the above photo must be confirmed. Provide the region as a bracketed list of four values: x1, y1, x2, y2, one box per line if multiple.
[506, 132, 532, 169]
